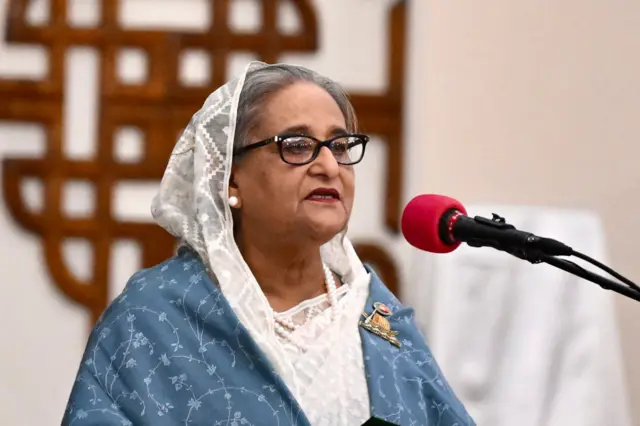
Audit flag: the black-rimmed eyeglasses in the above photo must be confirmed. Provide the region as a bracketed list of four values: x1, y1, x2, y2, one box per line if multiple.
[234, 133, 370, 166]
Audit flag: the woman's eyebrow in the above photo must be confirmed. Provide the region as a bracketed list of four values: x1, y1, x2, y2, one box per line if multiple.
[278, 124, 348, 137]
[278, 125, 310, 135]
[328, 126, 348, 136]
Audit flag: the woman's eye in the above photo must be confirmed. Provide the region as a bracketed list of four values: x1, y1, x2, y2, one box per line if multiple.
[283, 139, 313, 153]
[331, 141, 348, 154]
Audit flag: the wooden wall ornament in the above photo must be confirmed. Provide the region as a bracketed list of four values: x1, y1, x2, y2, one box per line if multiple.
[1, 0, 407, 324]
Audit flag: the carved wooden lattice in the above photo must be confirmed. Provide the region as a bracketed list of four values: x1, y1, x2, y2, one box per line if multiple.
[0, 0, 406, 324]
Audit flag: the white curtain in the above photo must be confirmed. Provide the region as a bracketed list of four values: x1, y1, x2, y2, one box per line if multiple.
[411, 205, 632, 426]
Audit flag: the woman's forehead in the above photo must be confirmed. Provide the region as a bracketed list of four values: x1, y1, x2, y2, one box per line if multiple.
[256, 82, 346, 136]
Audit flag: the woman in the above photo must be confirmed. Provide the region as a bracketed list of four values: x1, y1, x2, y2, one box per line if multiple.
[63, 62, 474, 426]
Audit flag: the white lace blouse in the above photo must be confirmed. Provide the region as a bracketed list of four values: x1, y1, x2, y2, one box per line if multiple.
[271, 269, 372, 425]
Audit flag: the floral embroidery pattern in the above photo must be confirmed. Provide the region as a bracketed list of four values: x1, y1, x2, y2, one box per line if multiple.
[64, 250, 308, 426]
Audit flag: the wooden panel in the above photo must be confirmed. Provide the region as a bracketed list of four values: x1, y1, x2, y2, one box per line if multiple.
[0, 0, 407, 324]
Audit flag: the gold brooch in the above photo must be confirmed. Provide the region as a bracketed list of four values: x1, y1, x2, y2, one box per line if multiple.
[360, 302, 401, 347]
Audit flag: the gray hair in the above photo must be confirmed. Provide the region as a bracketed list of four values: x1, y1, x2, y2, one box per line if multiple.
[233, 64, 358, 150]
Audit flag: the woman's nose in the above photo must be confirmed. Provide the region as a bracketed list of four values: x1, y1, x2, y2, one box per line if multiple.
[309, 146, 340, 177]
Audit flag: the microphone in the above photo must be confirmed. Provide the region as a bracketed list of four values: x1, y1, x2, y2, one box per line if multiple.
[400, 194, 573, 258]
[401, 193, 640, 304]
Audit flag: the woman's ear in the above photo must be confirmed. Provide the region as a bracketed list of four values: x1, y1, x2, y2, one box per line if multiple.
[228, 169, 242, 209]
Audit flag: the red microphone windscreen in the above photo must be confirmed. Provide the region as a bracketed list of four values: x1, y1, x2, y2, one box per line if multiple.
[401, 194, 468, 253]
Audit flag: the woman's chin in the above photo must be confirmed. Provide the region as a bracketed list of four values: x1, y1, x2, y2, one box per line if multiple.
[303, 212, 348, 244]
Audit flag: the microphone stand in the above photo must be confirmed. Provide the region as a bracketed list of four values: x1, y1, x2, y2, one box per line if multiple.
[490, 240, 640, 303]
[540, 255, 640, 303]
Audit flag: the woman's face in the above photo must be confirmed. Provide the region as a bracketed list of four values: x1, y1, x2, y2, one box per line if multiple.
[231, 81, 355, 246]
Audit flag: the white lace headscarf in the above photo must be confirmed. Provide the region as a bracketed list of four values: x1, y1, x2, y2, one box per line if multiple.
[150, 61, 367, 388]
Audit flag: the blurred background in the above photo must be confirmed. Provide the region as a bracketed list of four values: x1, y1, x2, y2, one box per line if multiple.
[1, 0, 639, 425]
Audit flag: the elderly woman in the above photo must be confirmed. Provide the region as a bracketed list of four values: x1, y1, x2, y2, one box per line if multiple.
[63, 62, 473, 426]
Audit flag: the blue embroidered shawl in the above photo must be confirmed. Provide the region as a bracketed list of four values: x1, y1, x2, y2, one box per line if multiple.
[63, 248, 474, 425]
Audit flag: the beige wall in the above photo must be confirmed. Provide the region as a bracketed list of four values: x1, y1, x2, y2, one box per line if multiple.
[419, 0, 640, 422]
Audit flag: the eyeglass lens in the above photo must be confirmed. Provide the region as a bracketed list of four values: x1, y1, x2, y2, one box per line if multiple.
[280, 136, 365, 165]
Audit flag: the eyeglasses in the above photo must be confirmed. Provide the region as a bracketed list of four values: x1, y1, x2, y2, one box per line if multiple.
[234, 133, 370, 166]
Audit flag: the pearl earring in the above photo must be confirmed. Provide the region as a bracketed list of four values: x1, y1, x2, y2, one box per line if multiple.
[228, 196, 239, 208]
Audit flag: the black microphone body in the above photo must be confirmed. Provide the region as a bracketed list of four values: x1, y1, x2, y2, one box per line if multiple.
[439, 209, 574, 259]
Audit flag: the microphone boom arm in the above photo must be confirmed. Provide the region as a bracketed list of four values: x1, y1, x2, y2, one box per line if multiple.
[540, 255, 640, 303]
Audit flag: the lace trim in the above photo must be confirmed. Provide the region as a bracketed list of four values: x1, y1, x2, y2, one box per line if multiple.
[273, 284, 350, 325]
